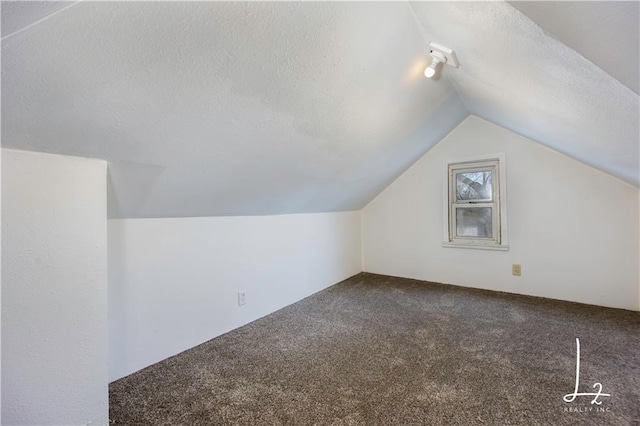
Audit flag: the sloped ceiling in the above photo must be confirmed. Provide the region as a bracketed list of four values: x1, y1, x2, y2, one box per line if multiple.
[410, 1, 639, 186]
[0, 0, 77, 38]
[510, 1, 639, 94]
[2, 2, 638, 219]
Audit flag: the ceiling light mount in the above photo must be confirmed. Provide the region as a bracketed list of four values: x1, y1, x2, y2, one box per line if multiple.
[424, 42, 459, 79]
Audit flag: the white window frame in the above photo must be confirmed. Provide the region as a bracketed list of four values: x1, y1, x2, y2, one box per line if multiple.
[442, 153, 509, 251]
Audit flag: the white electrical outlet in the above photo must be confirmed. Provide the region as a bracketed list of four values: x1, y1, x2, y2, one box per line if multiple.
[238, 291, 246, 306]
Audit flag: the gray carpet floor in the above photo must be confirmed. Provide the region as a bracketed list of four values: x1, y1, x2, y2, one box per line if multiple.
[110, 273, 640, 425]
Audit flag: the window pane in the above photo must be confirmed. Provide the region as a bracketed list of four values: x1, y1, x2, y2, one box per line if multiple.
[456, 207, 492, 238]
[456, 170, 492, 201]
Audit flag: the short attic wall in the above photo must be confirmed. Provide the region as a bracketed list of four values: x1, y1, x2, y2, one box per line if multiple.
[1, 149, 108, 425]
[363, 115, 640, 311]
[108, 211, 362, 381]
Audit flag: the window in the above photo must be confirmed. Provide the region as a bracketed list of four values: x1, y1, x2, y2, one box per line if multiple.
[443, 154, 508, 250]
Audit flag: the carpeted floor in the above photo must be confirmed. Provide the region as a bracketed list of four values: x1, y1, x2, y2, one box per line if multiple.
[110, 273, 640, 425]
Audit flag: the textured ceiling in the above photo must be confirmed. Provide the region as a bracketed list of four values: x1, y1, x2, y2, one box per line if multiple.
[410, 1, 639, 187]
[2, 1, 638, 219]
[510, 1, 639, 94]
[1, 1, 77, 39]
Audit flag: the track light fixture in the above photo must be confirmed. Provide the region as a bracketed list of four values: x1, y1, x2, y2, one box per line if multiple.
[424, 42, 459, 79]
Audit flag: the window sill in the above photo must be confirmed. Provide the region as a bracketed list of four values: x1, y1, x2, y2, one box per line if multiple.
[441, 242, 510, 251]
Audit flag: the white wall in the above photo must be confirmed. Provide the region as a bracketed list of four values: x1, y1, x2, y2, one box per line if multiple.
[363, 116, 640, 311]
[1, 149, 108, 425]
[108, 211, 361, 381]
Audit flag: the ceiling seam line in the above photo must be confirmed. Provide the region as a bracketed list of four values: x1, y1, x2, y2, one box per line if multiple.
[507, 4, 639, 95]
[1, 1, 82, 41]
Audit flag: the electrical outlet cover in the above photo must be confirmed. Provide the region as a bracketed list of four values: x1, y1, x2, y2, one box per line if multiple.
[512, 264, 522, 276]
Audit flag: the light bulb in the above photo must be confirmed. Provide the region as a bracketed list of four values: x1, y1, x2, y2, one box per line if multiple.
[424, 65, 436, 78]
[424, 52, 447, 79]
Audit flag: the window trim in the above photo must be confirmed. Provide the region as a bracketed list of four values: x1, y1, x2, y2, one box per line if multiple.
[442, 153, 509, 251]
